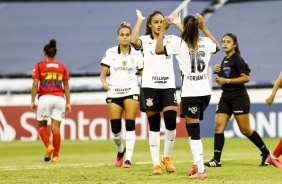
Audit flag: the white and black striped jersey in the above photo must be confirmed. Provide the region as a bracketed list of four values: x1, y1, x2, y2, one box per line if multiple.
[165, 36, 216, 97]
[101, 46, 143, 98]
[139, 35, 175, 89]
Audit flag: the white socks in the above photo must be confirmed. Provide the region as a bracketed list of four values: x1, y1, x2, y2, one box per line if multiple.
[149, 131, 160, 166]
[112, 132, 124, 153]
[190, 139, 205, 173]
[125, 131, 135, 162]
[164, 129, 176, 157]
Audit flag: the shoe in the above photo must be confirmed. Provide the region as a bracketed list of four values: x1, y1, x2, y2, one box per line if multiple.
[259, 151, 270, 166]
[189, 171, 207, 179]
[52, 156, 59, 163]
[115, 148, 126, 167]
[44, 145, 54, 162]
[267, 154, 282, 168]
[161, 155, 175, 172]
[123, 160, 131, 168]
[152, 165, 162, 175]
[204, 158, 221, 167]
[188, 165, 198, 176]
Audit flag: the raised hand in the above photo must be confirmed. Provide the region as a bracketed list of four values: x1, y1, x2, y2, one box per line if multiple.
[171, 12, 181, 25]
[195, 13, 205, 30]
[136, 9, 145, 21]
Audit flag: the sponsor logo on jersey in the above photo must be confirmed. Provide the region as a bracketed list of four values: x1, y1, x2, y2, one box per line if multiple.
[115, 88, 131, 94]
[224, 60, 228, 63]
[188, 107, 197, 114]
[152, 76, 169, 84]
[146, 98, 153, 107]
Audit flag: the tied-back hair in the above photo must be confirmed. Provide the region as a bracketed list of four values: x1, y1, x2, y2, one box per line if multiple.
[182, 15, 199, 54]
[144, 11, 163, 35]
[44, 39, 57, 59]
[223, 33, 241, 55]
[117, 21, 131, 35]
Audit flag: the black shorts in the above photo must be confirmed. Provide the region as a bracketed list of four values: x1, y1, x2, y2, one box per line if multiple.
[140, 88, 177, 112]
[180, 95, 211, 120]
[216, 89, 250, 116]
[106, 94, 139, 109]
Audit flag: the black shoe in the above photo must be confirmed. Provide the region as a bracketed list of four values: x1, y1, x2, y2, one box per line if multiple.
[117, 148, 126, 161]
[259, 150, 270, 166]
[123, 160, 131, 168]
[204, 158, 221, 167]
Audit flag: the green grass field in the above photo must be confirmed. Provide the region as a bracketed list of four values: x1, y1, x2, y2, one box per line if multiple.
[0, 138, 281, 184]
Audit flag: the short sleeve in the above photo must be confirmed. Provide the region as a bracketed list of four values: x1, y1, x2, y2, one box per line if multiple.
[137, 51, 144, 70]
[237, 58, 251, 76]
[63, 66, 70, 80]
[101, 49, 111, 67]
[164, 35, 181, 56]
[32, 63, 40, 79]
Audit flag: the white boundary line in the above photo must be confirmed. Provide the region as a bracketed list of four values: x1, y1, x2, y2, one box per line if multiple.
[0, 158, 262, 171]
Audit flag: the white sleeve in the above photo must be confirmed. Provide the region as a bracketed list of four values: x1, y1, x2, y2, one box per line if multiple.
[101, 49, 111, 67]
[164, 35, 181, 56]
[137, 51, 144, 70]
[206, 37, 217, 54]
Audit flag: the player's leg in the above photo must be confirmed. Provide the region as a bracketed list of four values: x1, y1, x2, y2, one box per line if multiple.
[50, 96, 66, 163]
[108, 99, 125, 167]
[267, 138, 282, 168]
[36, 95, 54, 161]
[123, 96, 139, 168]
[161, 88, 177, 173]
[204, 96, 230, 167]
[142, 88, 162, 174]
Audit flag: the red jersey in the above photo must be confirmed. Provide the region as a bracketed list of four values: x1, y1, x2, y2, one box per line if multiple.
[32, 59, 70, 99]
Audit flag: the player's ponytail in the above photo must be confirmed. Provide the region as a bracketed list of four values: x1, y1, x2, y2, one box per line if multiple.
[44, 39, 57, 59]
[117, 21, 131, 35]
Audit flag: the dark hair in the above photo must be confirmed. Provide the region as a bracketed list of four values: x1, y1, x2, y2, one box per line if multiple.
[117, 22, 131, 35]
[223, 33, 241, 55]
[144, 11, 163, 35]
[182, 15, 199, 54]
[44, 39, 57, 59]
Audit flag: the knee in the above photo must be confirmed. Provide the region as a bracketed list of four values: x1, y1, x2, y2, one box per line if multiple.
[240, 128, 252, 137]
[110, 119, 122, 134]
[214, 121, 224, 133]
[125, 119, 135, 131]
[164, 110, 177, 131]
[148, 113, 161, 132]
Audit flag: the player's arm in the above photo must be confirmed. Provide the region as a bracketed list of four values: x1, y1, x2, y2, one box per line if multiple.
[100, 65, 111, 91]
[155, 17, 171, 54]
[196, 13, 220, 52]
[63, 80, 71, 114]
[131, 9, 145, 49]
[31, 78, 39, 112]
[266, 72, 282, 106]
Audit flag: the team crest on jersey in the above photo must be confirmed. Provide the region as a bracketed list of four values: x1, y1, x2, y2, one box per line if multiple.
[146, 98, 153, 107]
[165, 40, 171, 45]
[122, 60, 127, 66]
[188, 107, 197, 114]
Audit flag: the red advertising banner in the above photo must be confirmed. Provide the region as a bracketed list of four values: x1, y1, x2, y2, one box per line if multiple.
[0, 105, 187, 141]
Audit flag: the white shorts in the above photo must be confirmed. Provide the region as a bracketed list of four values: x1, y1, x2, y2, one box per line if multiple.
[37, 95, 66, 121]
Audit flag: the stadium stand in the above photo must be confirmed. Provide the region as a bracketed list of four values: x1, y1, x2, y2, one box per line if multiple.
[0, 0, 281, 93]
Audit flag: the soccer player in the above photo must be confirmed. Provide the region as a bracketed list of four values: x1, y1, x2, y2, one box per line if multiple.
[131, 10, 177, 174]
[204, 33, 271, 167]
[31, 39, 71, 163]
[100, 22, 143, 168]
[265, 72, 282, 168]
[155, 13, 220, 179]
